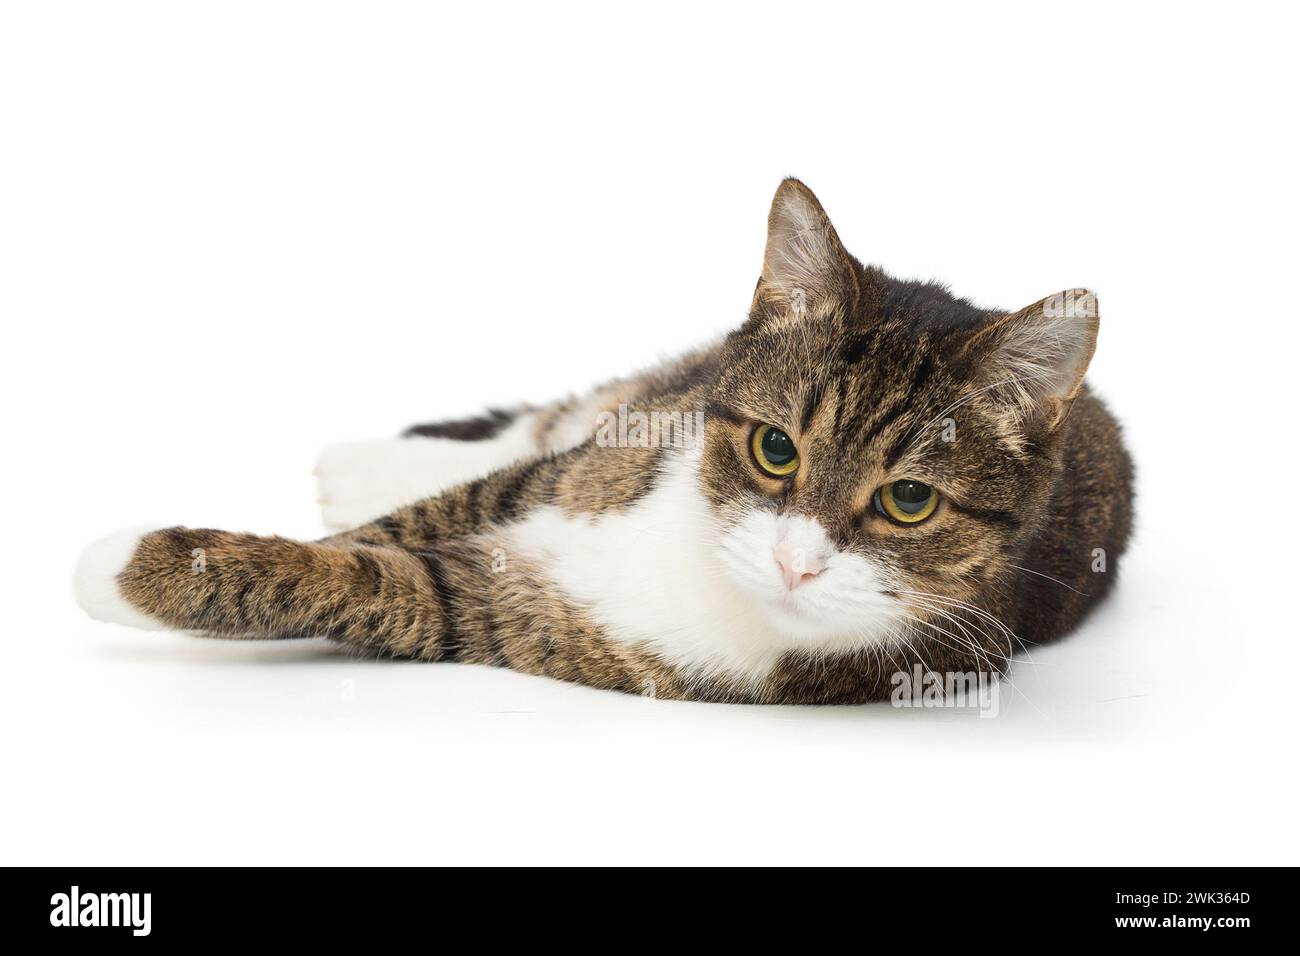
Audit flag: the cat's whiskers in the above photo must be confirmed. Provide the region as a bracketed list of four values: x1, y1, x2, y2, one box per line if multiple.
[901, 597, 1019, 660]
[1006, 562, 1090, 596]
[894, 591, 1025, 685]
[903, 597, 1000, 662]
[894, 588, 1030, 661]
[895, 609, 1045, 717]
[919, 602, 1050, 716]
[901, 605, 1003, 677]
[909, 598, 1035, 682]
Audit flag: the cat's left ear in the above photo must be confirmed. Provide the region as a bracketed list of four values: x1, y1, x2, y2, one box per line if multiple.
[751, 178, 859, 319]
[961, 289, 1099, 432]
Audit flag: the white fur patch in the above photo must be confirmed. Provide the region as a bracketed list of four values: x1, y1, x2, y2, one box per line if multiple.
[506, 448, 905, 687]
[73, 526, 165, 630]
[316, 413, 541, 529]
[718, 510, 902, 643]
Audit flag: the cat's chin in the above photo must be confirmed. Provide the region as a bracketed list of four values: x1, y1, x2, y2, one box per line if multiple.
[762, 601, 857, 642]
[730, 580, 899, 646]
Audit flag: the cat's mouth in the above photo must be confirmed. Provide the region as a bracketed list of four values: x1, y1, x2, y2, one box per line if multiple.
[739, 570, 888, 639]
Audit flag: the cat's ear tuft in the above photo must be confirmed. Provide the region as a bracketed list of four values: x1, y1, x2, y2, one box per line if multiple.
[963, 288, 1100, 431]
[752, 179, 857, 318]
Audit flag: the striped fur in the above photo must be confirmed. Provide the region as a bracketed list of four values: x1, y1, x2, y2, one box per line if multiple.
[76, 179, 1133, 704]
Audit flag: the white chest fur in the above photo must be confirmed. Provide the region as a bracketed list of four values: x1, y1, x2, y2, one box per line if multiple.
[506, 447, 901, 687]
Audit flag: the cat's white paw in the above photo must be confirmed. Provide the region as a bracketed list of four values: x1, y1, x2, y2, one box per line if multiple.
[315, 428, 542, 530]
[73, 526, 165, 630]
[315, 439, 446, 530]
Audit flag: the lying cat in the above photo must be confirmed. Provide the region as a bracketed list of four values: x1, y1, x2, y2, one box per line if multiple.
[74, 179, 1133, 704]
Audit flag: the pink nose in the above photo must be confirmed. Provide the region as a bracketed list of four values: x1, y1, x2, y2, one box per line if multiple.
[773, 542, 824, 590]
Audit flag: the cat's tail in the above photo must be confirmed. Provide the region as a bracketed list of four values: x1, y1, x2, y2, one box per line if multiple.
[73, 526, 473, 660]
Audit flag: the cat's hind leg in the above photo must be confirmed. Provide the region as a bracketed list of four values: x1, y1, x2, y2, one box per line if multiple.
[315, 407, 542, 530]
[315, 391, 614, 531]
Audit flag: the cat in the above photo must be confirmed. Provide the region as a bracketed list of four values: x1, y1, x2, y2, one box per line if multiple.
[74, 179, 1134, 704]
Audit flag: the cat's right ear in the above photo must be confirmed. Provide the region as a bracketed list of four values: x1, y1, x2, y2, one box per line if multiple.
[751, 179, 859, 321]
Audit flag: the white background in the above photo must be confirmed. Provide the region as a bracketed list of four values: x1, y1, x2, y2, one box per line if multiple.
[2, 2, 1297, 865]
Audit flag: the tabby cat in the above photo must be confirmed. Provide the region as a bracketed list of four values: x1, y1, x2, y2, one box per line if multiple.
[74, 179, 1133, 704]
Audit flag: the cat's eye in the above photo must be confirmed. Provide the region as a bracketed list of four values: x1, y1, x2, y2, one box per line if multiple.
[751, 424, 800, 477]
[874, 480, 940, 524]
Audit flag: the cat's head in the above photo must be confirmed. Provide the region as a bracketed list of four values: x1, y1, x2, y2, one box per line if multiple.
[704, 179, 1098, 644]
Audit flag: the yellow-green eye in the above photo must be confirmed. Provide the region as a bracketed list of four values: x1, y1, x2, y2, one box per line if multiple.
[875, 480, 939, 524]
[751, 424, 800, 477]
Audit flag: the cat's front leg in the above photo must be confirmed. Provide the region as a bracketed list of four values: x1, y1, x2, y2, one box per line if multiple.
[73, 525, 465, 657]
